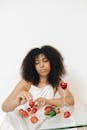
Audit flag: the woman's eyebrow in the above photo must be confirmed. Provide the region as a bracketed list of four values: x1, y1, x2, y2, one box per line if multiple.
[43, 57, 47, 59]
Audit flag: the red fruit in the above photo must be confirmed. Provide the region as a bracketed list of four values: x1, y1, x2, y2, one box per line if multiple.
[19, 109, 24, 115]
[60, 82, 67, 89]
[30, 116, 39, 123]
[64, 111, 71, 118]
[44, 111, 49, 115]
[29, 101, 35, 108]
[44, 106, 52, 113]
[19, 109, 29, 117]
[31, 107, 37, 114]
[27, 107, 31, 112]
[51, 105, 56, 108]
[22, 110, 29, 117]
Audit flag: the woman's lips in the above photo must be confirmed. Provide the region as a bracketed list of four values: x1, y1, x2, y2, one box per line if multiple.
[40, 69, 47, 72]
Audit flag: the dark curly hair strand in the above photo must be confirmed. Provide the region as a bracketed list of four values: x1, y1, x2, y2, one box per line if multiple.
[21, 45, 66, 87]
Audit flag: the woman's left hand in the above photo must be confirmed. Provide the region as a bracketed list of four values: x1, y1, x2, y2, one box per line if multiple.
[34, 97, 48, 108]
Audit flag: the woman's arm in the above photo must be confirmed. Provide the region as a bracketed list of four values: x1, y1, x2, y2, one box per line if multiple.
[47, 80, 74, 107]
[47, 86, 74, 107]
[34, 83, 74, 107]
[2, 80, 32, 112]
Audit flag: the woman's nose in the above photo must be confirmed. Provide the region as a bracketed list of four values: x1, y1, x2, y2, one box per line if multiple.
[39, 61, 44, 67]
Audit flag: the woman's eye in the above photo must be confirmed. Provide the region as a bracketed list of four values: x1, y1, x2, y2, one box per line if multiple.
[35, 59, 49, 64]
[43, 59, 48, 62]
[35, 61, 39, 65]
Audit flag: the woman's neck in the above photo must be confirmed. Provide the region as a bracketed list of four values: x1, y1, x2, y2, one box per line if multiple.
[38, 77, 48, 88]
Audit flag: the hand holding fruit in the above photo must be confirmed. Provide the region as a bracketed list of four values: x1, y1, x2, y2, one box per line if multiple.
[16, 91, 33, 105]
[18, 100, 39, 123]
[19, 109, 29, 118]
[60, 82, 67, 89]
[34, 97, 48, 108]
[44, 105, 60, 117]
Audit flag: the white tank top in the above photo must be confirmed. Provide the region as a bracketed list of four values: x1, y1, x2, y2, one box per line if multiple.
[29, 84, 54, 100]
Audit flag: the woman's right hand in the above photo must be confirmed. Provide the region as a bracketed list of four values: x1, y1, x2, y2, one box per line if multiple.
[16, 91, 33, 105]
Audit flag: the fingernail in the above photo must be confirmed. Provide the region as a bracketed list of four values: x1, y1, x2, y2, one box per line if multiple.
[35, 102, 38, 107]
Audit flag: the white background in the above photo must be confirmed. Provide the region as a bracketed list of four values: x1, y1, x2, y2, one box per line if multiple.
[0, 0, 87, 121]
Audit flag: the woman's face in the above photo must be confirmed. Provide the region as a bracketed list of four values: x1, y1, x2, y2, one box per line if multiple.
[35, 54, 51, 77]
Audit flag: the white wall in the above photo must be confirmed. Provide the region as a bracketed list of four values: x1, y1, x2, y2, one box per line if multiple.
[0, 0, 87, 117]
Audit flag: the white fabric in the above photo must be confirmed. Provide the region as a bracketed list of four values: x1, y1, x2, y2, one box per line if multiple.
[29, 84, 54, 99]
[0, 84, 54, 130]
[0, 84, 77, 130]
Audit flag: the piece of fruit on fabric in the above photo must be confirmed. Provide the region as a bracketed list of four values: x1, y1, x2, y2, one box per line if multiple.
[30, 116, 39, 123]
[29, 101, 35, 108]
[64, 111, 71, 118]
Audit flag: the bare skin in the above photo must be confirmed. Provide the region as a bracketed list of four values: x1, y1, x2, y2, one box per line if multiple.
[34, 83, 74, 107]
[2, 80, 32, 112]
[2, 80, 74, 112]
[2, 54, 74, 112]
[34, 54, 74, 107]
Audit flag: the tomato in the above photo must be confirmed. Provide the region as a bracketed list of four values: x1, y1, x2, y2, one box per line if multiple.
[29, 101, 35, 108]
[64, 111, 71, 118]
[51, 105, 56, 108]
[44, 106, 52, 113]
[44, 111, 49, 115]
[30, 116, 39, 123]
[60, 82, 67, 89]
[27, 107, 31, 112]
[22, 110, 29, 117]
[19, 109, 24, 115]
[31, 107, 37, 114]
[19, 109, 29, 118]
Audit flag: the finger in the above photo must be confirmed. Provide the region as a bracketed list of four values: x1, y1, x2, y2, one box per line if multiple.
[18, 96, 27, 105]
[28, 93, 33, 100]
[28, 92, 32, 98]
[20, 99, 26, 104]
[38, 100, 43, 107]
[25, 93, 33, 101]
[23, 95, 29, 101]
[23, 92, 31, 101]
[41, 100, 45, 106]
[23, 92, 33, 101]
[35, 101, 41, 108]
[20, 95, 27, 101]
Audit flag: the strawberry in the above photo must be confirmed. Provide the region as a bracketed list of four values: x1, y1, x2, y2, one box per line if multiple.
[64, 111, 71, 118]
[19, 109, 24, 116]
[29, 101, 35, 108]
[44, 106, 52, 112]
[44, 111, 49, 115]
[31, 107, 37, 114]
[22, 110, 29, 118]
[30, 116, 39, 123]
[60, 82, 67, 89]
[19, 109, 29, 118]
[27, 107, 31, 112]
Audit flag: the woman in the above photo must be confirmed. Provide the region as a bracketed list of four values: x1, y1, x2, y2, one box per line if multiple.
[1, 45, 74, 130]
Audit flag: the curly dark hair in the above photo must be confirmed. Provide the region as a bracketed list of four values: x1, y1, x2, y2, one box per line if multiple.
[21, 45, 66, 87]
